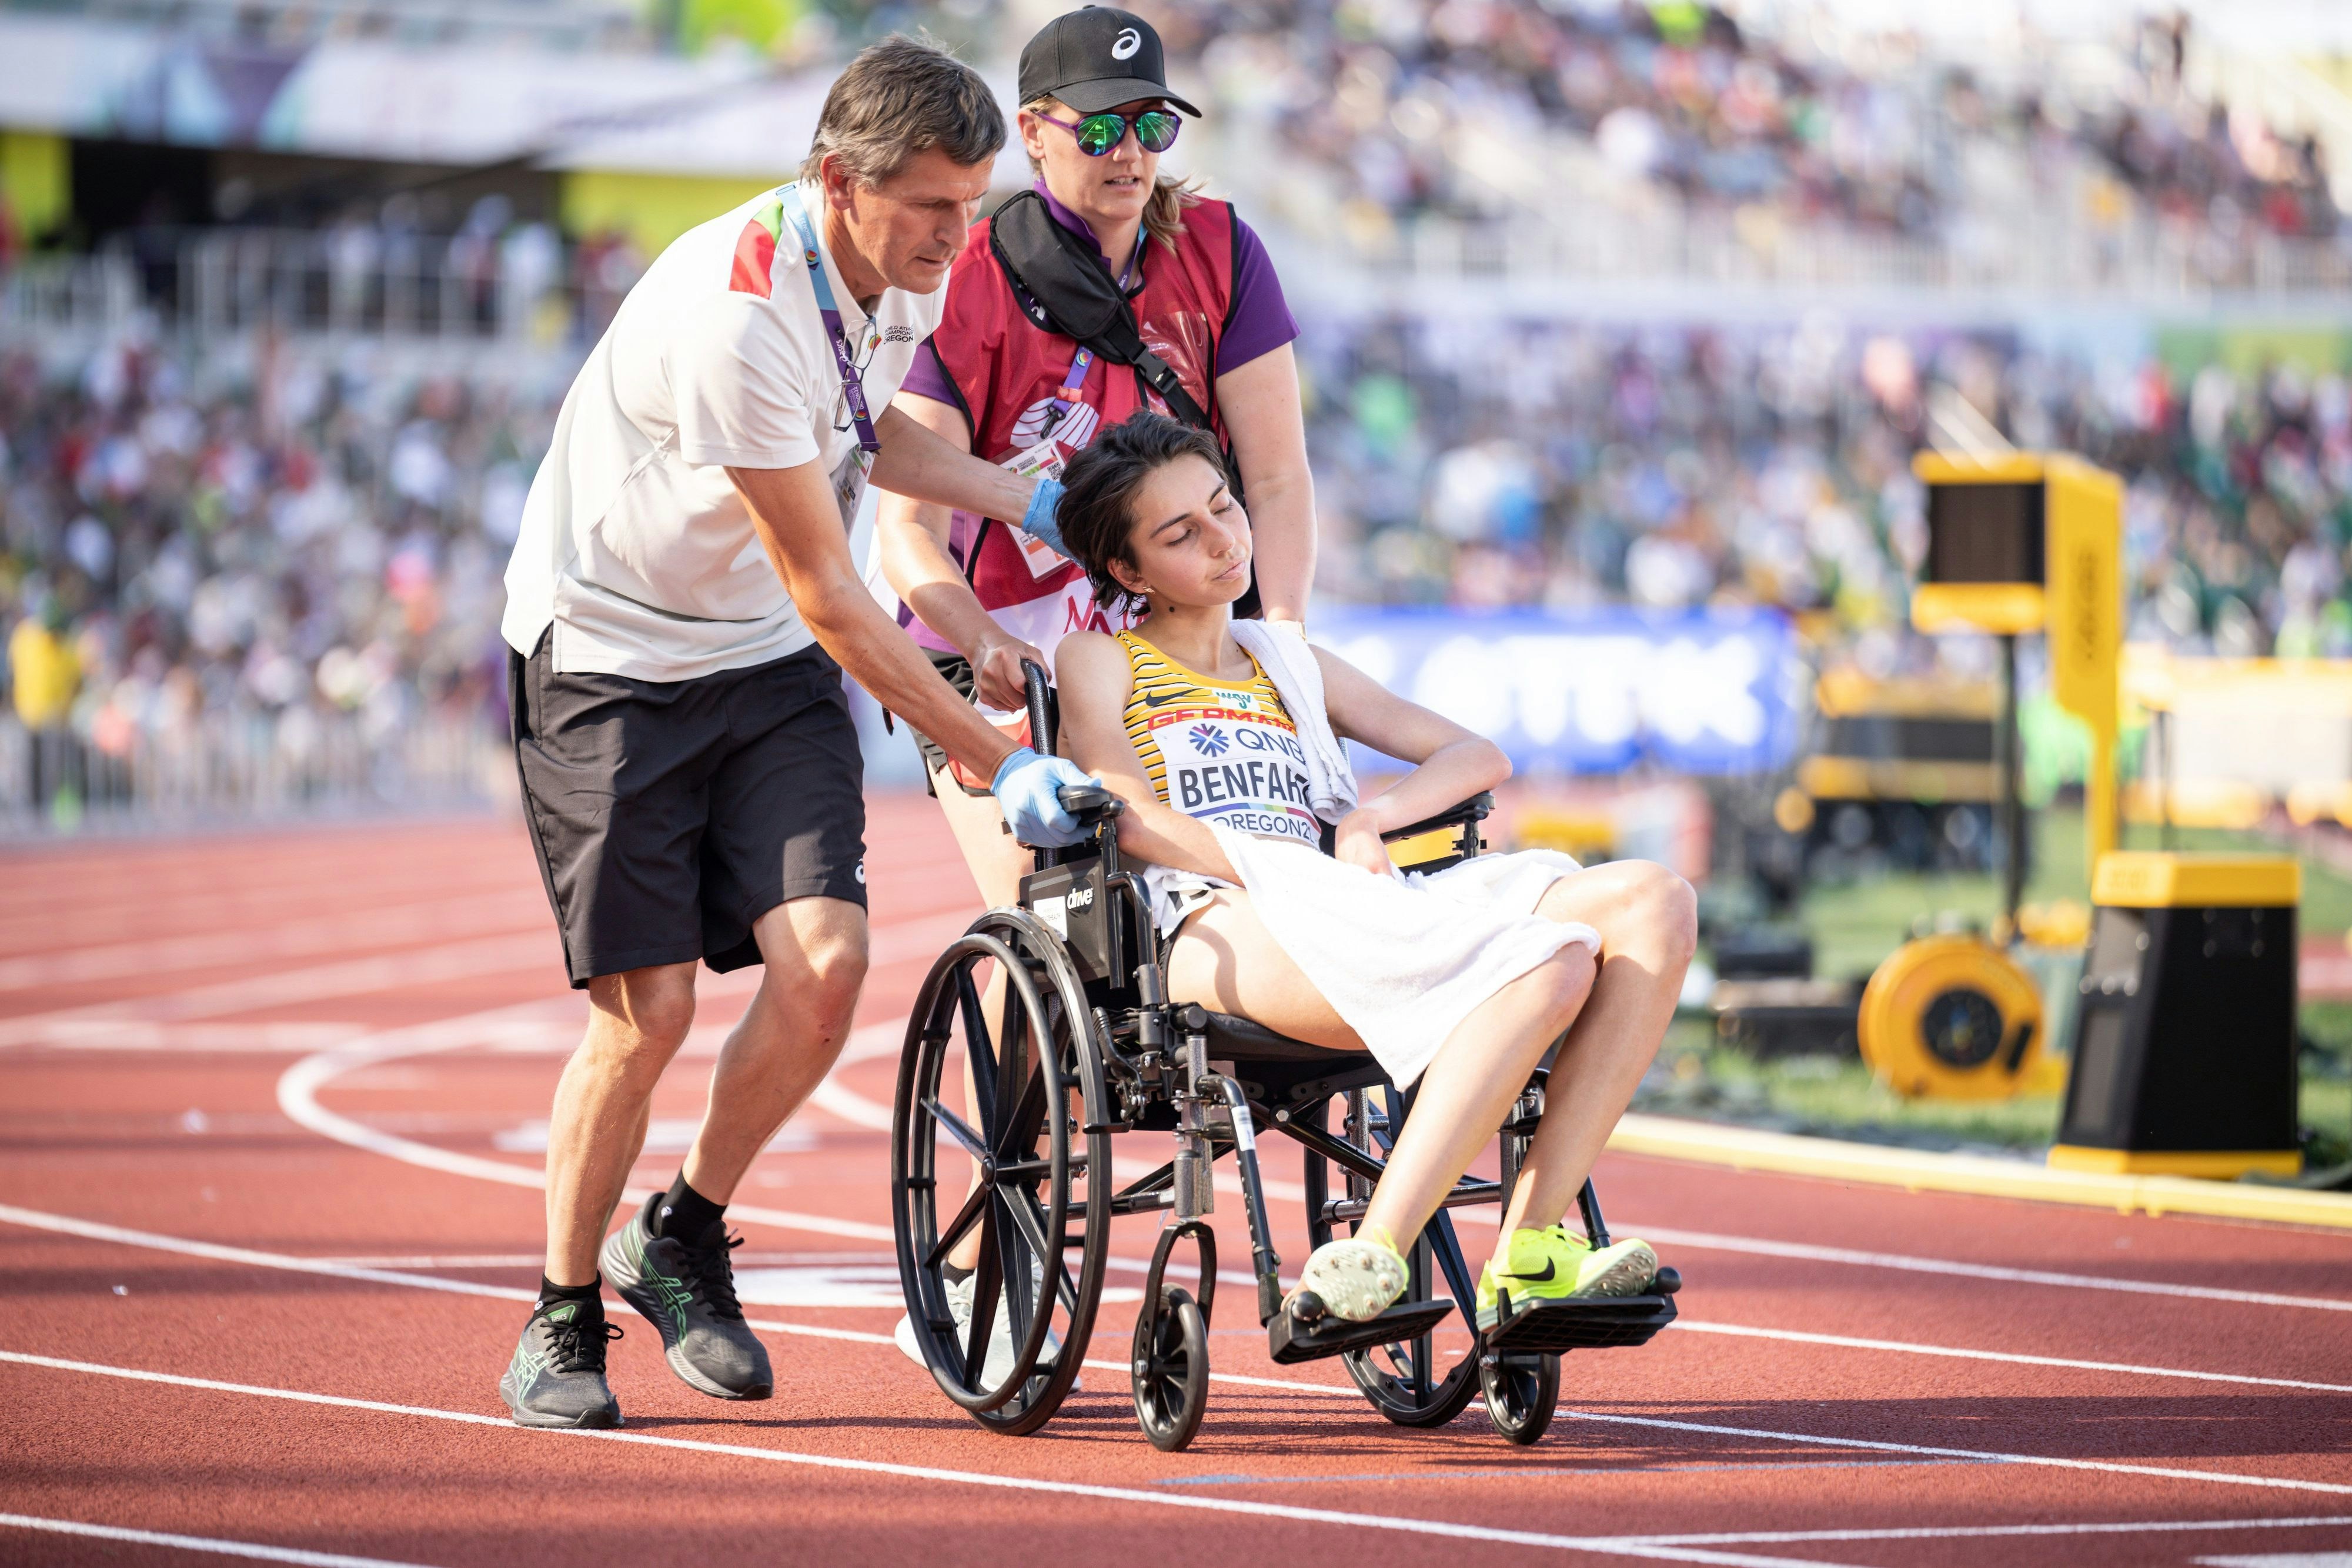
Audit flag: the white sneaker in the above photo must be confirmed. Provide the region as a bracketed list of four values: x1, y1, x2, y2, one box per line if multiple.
[892, 1264, 1071, 1389]
[1291, 1235, 1409, 1322]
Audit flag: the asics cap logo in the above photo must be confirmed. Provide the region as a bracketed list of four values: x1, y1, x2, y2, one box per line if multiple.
[1111, 26, 1141, 59]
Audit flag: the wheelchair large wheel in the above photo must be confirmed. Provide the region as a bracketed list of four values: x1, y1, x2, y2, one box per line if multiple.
[1302, 1086, 1482, 1429]
[893, 908, 1112, 1436]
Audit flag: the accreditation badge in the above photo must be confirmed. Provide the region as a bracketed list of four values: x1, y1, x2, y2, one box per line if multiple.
[829, 444, 874, 530]
[998, 438, 1073, 579]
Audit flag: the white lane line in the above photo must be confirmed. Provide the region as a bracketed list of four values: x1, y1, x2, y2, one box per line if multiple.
[0, 1201, 890, 1348]
[285, 1016, 2352, 1395]
[1553, 1407, 2352, 1499]
[313, 1252, 897, 1269]
[1668, 1321, 2352, 1395]
[274, 1005, 904, 1244]
[0, 892, 545, 994]
[0, 1202, 1354, 1398]
[2199, 1554, 2352, 1566]
[1628, 1225, 2352, 1316]
[0, 934, 560, 1042]
[0, 1351, 1865, 1568]
[0, 1513, 442, 1568]
[2, 1021, 375, 1054]
[13, 1202, 2352, 1503]
[282, 979, 2352, 1325]
[1143, 1165, 2352, 1317]
[1609, 1514, 2352, 1547]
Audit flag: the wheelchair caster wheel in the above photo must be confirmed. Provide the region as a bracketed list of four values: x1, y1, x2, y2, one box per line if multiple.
[1132, 1285, 1209, 1452]
[1479, 1349, 1559, 1446]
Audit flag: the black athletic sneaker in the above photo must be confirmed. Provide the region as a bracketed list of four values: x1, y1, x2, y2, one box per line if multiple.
[600, 1193, 773, 1400]
[499, 1300, 623, 1429]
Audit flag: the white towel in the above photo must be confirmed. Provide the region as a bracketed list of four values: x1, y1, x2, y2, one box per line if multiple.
[1207, 824, 1598, 1089]
[1231, 620, 1356, 823]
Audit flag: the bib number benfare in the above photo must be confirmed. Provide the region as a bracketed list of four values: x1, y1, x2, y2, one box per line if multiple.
[1152, 709, 1319, 845]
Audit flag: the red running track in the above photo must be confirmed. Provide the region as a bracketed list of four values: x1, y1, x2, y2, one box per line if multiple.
[4, 803, 2352, 1568]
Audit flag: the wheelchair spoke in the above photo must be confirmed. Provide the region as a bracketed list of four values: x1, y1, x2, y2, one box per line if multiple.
[991, 975, 1030, 1148]
[955, 965, 998, 1129]
[924, 1097, 990, 1165]
[994, 1060, 1050, 1165]
[1000, 1185, 1057, 1274]
[962, 1204, 1003, 1390]
[926, 1179, 992, 1272]
[991, 1190, 1040, 1360]
[1004, 1187, 1080, 1316]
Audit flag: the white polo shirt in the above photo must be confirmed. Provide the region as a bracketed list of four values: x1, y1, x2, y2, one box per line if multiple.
[502, 183, 943, 680]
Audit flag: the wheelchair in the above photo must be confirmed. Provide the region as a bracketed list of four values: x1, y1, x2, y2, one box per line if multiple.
[890, 664, 1679, 1451]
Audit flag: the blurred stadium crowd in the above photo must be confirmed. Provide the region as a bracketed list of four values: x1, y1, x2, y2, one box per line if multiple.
[1301, 314, 2352, 663]
[1170, 3, 2340, 277]
[4, 1, 2351, 824]
[10, 303, 2349, 817]
[1, 343, 543, 819]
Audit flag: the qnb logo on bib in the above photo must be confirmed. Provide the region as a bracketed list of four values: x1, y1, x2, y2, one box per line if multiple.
[1111, 26, 1141, 59]
[1163, 717, 1318, 844]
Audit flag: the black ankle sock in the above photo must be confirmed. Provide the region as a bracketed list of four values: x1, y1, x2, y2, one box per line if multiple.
[537, 1275, 602, 1317]
[943, 1262, 974, 1286]
[654, 1173, 725, 1241]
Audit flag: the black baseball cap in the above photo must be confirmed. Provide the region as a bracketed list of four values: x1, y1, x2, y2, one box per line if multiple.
[1017, 6, 1203, 118]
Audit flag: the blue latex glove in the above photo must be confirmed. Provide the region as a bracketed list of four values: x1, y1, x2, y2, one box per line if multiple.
[993, 745, 1094, 847]
[1021, 476, 1069, 557]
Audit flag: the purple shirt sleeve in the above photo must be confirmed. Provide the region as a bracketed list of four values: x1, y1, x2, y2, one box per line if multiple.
[897, 339, 960, 410]
[1214, 215, 1299, 377]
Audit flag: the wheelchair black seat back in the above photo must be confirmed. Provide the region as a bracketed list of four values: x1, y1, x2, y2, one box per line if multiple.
[890, 661, 1678, 1451]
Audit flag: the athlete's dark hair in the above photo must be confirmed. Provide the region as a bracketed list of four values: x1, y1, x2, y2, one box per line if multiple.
[1054, 412, 1232, 617]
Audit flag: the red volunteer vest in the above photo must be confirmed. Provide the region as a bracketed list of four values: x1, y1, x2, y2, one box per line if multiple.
[923, 198, 1240, 624]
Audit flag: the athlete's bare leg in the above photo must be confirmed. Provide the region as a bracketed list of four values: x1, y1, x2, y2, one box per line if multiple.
[1164, 890, 1598, 1250]
[1498, 861, 1695, 1235]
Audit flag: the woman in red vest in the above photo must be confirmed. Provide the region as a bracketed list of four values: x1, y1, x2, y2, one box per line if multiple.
[880, 6, 1315, 1375]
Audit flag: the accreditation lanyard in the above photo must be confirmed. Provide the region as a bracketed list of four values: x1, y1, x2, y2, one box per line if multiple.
[1040, 235, 1145, 440]
[783, 184, 881, 455]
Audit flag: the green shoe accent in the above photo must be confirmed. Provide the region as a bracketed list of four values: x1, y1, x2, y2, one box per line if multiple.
[1477, 1226, 1593, 1328]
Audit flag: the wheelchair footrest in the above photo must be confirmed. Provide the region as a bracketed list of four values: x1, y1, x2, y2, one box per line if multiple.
[1268, 1298, 1455, 1365]
[1481, 1289, 1677, 1353]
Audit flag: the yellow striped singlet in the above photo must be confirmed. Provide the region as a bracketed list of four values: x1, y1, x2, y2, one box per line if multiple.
[1117, 631, 1321, 847]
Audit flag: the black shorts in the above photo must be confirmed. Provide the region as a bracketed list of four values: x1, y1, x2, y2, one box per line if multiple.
[510, 633, 867, 988]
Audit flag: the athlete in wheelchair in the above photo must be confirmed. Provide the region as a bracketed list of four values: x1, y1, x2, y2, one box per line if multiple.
[891, 412, 1695, 1449]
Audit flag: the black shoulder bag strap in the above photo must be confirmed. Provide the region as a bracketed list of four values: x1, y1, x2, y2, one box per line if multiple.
[988, 189, 1214, 433]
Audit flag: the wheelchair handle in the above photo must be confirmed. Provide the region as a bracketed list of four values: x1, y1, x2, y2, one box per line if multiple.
[1022, 658, 1053, 759]
[1056, 781, 1123, 820]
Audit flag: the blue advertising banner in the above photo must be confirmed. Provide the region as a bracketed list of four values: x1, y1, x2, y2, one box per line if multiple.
[1309, 607, 1799, 776]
